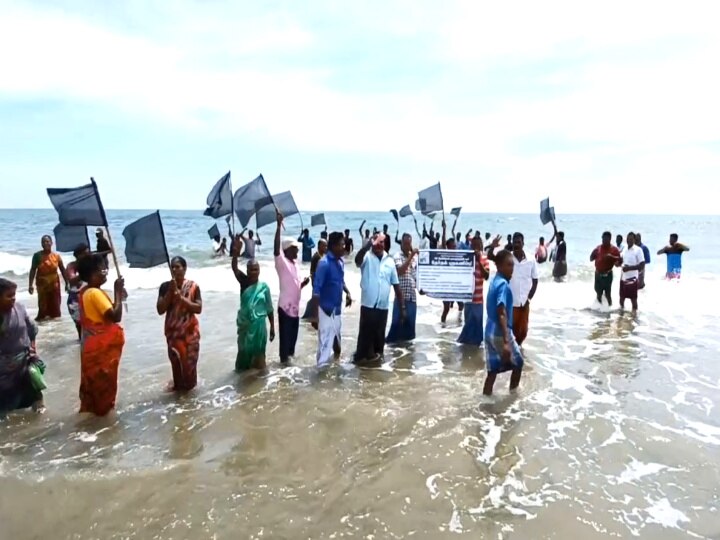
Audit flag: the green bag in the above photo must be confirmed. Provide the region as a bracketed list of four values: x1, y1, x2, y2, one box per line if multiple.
[28, 361, 47, 392]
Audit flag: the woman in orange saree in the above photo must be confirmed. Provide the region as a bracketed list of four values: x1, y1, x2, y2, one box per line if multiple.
[157, 256, 202, 392]
[77, 254, 125, 416]
[29, 235, 68, 321]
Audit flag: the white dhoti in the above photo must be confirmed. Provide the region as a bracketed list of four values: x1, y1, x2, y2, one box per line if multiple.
[317, 309, 342, 367]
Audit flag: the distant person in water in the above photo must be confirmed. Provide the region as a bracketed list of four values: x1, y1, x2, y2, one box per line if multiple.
[95, 228, 111, 265]
[483, 250, 524, 396]
[657, 234, 689, 280]
[635, 233, 651, 289]
[358, 221, 371, 249]
[509, 233, 538, 346]
[302, 239, 328, 326]
[66, 243, 91, 339]
[386, 233, 419, 344]
[77, 254, 125, 416]
[382, 224, 391, 253]
[298, 228, 316, 264]
[275, 212, 310, 365]
[0, 278, 47, 415]
[440, 220, 463, 323]
[320, 226, 328, 241]
[211, 235, 223, 257]
[157, 256, 202, 391]
[457, 236, 490, 346]
[619, 232, 644, 313]
[29, 235, 68, 321]
[231, 237, 274, 371]
[590, 231, 622, 306]
[240, 229, 261, 259]
[423, 222, 439, 249]
[504, 234, 512, 251]
[616, 234, 626, 255]
[314, 232, 353, 366]
[535, 237, 548, 264]
[548, 223, 567, 282]
[354, 233, 403, 367]
[219, 238, 228, 256]
[344, 229, 355, 255]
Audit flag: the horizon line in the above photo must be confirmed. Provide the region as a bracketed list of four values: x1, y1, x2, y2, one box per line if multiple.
[1, 208, 719, 217]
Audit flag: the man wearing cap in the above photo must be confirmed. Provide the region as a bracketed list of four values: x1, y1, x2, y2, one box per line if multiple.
[275, 211, 310, 364]
[353, 232, 404, 367]
[95, 228, 111, 265]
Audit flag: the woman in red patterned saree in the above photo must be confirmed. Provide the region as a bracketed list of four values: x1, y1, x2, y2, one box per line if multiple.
[157, 256, 202, 392]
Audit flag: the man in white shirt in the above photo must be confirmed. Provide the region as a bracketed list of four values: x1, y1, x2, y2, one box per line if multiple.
[240, 229, 262, 259]
[509, 232, 538, 346]
[620, 232, 645, 313]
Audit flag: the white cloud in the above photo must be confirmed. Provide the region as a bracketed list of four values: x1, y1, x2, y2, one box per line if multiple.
[1, 1, 719, 213]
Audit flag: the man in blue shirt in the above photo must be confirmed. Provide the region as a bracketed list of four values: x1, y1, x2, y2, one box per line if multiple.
[313, 232, 352, 367]
[657, 233, 690, 280]
[635, 233, 651, 289]
[353, 233, 404, 367]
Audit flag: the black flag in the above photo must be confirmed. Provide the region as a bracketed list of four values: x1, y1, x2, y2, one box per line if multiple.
[122, 211, 169, 269]
[233, 174, 274, 228]
[390, 209, 399, 222]
[207, 223, 220, 240]
[450, 207, 462, 218]
[399, 205, 413, 218]
[415, 183, 444, 215]
[53, 224, 90, 253]
[204, 171, 233, 219]
[47, 181, 106, 226]
[540, 198, 556, 225]
[256, 191, 300, 229]
[311, 213, 326, 227]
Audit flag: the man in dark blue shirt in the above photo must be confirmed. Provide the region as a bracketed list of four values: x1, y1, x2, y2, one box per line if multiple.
[635, 233, 651, 289]
[313, 232, 352, 366]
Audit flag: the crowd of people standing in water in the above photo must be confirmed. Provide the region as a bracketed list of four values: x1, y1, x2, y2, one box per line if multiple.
[0, 213, 690, 417]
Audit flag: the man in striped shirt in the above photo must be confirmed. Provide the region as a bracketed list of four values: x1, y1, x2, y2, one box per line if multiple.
[458, 235, 492, 346]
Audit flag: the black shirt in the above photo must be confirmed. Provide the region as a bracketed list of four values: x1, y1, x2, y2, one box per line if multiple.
[96, 238, 111, 253]
[555, 240, 567, 262]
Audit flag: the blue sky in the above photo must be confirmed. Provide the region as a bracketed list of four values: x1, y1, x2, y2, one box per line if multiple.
[1, 0, 719, 214]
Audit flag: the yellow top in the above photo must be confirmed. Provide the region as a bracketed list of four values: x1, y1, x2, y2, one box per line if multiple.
[82, 288, 113, 324]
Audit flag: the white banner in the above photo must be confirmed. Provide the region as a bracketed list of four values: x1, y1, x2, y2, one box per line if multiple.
[416, 249, 475, 302]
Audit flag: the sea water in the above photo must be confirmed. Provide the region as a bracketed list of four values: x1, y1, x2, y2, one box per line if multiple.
[1, 209, 719, 539]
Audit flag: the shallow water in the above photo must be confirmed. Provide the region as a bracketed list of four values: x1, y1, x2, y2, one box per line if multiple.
[2, 210, 720, 538]
[2, 272, 720, 539]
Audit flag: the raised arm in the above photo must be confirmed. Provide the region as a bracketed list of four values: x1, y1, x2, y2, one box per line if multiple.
[255, 231, 262, 246]
[395, 230, 402, 246]
[358, 220, 366, 238]
[441, 220, 447, 248]
[274, 211, 283, 257]
[57, 256, 69, 287]
[354, 241, 370, 267]
[548, 221, 558, 246]
[28, 253, 39, 294]
[231, 236, 247, 283]
[414, 218, 422, 239]
[397, 249, 418, 275]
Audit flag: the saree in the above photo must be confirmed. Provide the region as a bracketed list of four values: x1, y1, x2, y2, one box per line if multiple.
[79, 288, 125, 416]
[33, 252, 62, 319]
[163, 280, 201, 391]
[235, 282, 273, 371]
[0, 303, 45, 413]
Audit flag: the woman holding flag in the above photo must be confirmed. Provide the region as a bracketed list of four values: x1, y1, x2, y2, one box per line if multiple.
[157, 257, 202, 391]
[231, 237, 275, 371]
[77, 254, 125, 416]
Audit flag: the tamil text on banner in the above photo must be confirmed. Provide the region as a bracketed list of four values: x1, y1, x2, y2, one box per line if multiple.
[416, 249, 475, 302]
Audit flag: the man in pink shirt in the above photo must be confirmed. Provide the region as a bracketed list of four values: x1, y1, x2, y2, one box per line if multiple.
[274, 211, 310, 364]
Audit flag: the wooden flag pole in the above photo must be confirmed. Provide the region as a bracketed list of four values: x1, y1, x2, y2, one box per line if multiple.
[90, 177, 122, 280]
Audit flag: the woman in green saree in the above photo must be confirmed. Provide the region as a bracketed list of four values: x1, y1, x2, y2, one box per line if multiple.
[232, 248, 275, 371]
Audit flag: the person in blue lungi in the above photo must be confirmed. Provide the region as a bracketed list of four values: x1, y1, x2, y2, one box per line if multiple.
[483, 250, 524, 396]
